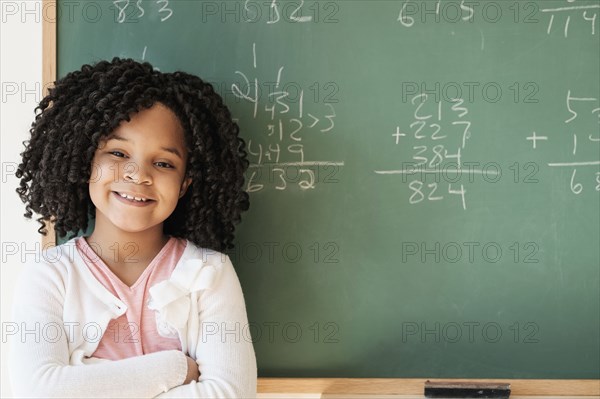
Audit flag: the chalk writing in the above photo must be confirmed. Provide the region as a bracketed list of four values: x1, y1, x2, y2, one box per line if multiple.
[376, 94, 474, 210]
[231, 43, 343, 193]
[397, 0, 599, 38]
[542, 0, 599, 38]
[113, 0, 173, 23]
[532, 90, 600, 194]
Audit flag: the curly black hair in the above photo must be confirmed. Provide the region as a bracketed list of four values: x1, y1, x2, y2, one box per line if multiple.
[15, 57, 249, 252]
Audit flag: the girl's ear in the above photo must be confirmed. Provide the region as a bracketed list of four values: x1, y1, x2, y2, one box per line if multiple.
[179, 177, 193, 199]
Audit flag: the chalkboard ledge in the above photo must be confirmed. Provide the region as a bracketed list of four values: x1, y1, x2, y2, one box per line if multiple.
[257, 378, 599, 397]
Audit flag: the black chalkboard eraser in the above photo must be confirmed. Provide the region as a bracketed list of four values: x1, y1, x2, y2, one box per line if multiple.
[424, 381, 511, 398]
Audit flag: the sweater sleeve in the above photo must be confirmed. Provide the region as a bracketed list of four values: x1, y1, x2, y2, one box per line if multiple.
[154, 255, 257, 398]
[8, 260, 188, 398]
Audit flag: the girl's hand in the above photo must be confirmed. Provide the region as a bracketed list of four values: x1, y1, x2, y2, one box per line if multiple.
[183, 355, 201, 384]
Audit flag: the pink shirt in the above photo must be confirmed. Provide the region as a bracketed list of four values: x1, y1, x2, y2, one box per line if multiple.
[75, 236, 186, 360]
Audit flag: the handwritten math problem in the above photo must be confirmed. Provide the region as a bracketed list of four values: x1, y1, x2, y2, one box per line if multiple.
[528, 90, 600, 194]
[374, 95, 477, 210]
[231, 43, 343, 193]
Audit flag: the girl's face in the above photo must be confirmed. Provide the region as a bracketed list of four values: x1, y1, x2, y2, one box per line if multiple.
[89, 102, 192, 235]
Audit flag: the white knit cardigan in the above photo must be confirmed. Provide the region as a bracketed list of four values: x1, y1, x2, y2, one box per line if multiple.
[8, 237, 257, 398]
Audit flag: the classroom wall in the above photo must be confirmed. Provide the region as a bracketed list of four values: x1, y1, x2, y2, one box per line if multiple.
[0, 2, 43, 397]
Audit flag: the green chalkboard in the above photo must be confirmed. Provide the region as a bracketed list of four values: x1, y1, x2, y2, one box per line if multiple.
[56, 0, 600, 378]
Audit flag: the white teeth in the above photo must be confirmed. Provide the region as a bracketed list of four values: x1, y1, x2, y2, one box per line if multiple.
[118, 192, 147, 202]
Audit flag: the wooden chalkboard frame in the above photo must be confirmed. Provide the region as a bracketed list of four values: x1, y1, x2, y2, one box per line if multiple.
[41, 1, 598, 394]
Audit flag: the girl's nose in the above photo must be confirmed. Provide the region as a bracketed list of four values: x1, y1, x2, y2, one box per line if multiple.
[124, 162, 152, 184]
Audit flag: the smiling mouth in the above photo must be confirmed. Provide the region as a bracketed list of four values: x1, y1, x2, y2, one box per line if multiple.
[112, 191, 155, 203]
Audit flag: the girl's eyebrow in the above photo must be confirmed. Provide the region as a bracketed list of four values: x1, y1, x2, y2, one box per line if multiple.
[106, 133, 183, 160]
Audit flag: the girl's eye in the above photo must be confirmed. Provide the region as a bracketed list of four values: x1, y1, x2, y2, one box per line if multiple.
[156, 162, 174, 169]
[109, 152, 173, 169]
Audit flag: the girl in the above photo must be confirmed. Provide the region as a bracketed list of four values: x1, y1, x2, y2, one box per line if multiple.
[10, 58, 257, 398]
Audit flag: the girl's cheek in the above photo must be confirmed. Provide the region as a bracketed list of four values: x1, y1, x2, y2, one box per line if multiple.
[91, 159, 121, 182]
[89, 157, 104, 182]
